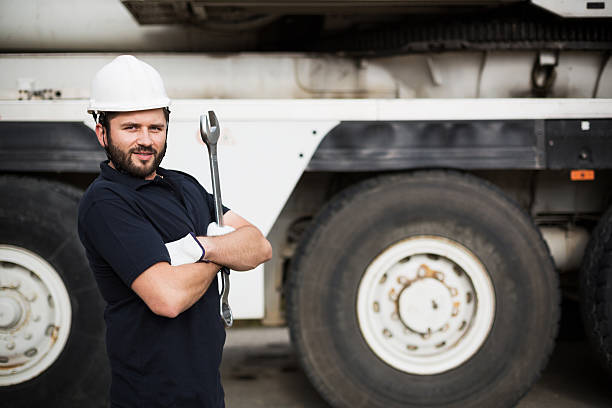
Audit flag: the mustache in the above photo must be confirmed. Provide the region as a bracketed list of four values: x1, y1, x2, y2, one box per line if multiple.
[130, 145, 157, 154]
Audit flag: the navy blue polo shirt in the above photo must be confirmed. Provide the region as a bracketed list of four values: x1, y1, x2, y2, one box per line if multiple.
[78, 161, 228, 408]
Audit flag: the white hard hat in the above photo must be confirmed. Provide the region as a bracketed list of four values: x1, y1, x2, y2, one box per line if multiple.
[88, 55, 170, 114]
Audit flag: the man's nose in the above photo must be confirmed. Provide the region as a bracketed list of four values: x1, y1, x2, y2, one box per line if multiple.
[136, 128, 154, 145]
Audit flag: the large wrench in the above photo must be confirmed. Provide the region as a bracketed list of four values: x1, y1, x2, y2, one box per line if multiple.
[200, 110, 233, 327]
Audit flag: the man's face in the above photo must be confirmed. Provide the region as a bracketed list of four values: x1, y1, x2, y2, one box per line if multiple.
[96, 109, 167, 180]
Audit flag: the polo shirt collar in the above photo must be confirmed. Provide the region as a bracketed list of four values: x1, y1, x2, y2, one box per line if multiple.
[99, 160, 165, 190]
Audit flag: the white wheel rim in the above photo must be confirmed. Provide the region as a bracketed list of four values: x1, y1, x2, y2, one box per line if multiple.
[0, 245, 72, 385]
[356, 236, 495, 375]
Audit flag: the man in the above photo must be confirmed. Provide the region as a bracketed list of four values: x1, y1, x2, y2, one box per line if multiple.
[78, 55, 272, 408]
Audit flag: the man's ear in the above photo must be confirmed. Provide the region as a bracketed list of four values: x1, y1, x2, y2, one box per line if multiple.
[95, 123, 107, 148]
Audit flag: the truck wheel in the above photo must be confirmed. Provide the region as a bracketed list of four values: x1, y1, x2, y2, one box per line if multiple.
[287, 171, 559, 408]
[581, 205, 612, 375]
[0, 176, 108, 407]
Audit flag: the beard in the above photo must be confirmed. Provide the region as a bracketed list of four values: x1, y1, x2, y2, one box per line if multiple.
[105, 133, 167, 179]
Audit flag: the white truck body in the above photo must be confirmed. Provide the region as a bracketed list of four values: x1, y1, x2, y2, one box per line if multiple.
[2, 1, 612, 407]
[4, 94, 612, 319]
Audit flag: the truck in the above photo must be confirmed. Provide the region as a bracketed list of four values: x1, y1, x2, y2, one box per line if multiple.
[1, 0, 611, 407]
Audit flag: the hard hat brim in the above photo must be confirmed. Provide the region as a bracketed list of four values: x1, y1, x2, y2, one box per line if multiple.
[87, 98, 171, 114]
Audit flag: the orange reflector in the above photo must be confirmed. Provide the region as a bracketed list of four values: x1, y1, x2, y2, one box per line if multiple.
[570, 169, 595, 181]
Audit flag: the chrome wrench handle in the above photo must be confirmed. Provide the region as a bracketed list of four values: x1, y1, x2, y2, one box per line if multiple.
[200, 110, 233, 328]
[208, 145, 224, 227]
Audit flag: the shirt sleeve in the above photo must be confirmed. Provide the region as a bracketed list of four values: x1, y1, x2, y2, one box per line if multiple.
[202, 188, 230, 218]
[81, 198, 171, 287]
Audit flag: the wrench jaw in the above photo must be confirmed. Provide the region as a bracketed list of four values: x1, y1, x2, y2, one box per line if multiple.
[206, 111, 220, 144]
[221, 302, 233, 327]
[199, 114, 210, 146]
[201, 111, 220, 146]
[220, 268, 233, 327]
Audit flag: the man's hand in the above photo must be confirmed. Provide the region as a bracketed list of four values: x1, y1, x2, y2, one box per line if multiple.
[133, 211, 271, 318]
[198, 211, 272, 271]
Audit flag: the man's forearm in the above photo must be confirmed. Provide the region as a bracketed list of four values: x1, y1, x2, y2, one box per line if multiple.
[197, 225, 272, 271]
[132, 261, 221, 318]
[167, 261, 222, 314]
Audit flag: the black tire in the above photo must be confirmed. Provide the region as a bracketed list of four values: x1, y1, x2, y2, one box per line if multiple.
[581, 204, 612, 375]
[287, 171, 559, 408]
[0, 176, 109, 408]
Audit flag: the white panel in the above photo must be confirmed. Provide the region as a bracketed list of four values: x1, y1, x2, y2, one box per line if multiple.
[161, 106, 337, 319]
[162, 108, 337, 235]
[479, 52, 534, 98]
[225, 265, 264, 319]
[2, 97, 612, 319]
[0, 54, 398, 100]
[532, 0, 612, 17]
[554, 52, 603, 98]
[377, 98, 612, 120]
[3, 98, 612, 124]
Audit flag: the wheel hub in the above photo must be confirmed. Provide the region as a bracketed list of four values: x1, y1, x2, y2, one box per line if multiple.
[0, 246, 71, 386]
[356, 236, 495, 375]
[0, 294, 25, 330]
[396, 265, 456, 335]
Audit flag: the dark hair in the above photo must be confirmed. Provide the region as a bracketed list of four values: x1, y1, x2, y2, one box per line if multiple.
[94, 107, 171, 137]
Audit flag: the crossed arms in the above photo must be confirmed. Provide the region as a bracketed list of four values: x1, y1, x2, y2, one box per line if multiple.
[131, 211, 272, 318]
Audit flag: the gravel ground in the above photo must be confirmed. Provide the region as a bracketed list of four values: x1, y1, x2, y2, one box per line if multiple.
[221, 326, 612, 408]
